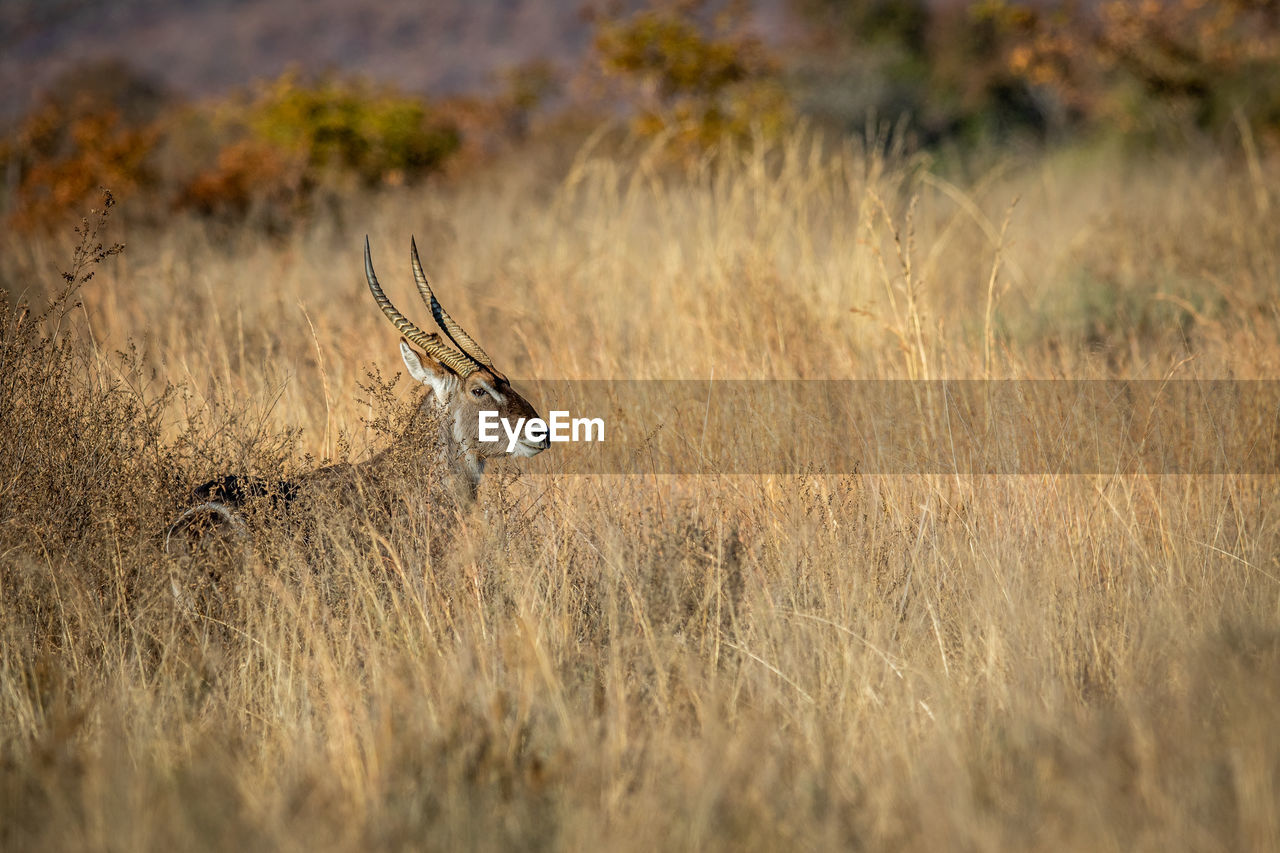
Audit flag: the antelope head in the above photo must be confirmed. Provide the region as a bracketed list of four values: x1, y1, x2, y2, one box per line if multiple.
[364, 237, 548, 491]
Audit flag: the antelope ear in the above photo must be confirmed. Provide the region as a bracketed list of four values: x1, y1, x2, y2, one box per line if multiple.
[400, 339, 456, 402]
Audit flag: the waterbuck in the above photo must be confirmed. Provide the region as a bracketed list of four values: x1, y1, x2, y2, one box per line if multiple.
[164, 237, 549, 555]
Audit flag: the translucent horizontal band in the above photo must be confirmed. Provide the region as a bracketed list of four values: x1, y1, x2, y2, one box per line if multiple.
[506, 380, 1280, 475]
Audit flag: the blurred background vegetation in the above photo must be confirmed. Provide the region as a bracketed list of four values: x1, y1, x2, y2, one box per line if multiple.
[2, 0, 1278, 231]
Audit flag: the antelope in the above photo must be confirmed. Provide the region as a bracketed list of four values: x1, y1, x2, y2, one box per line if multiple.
[164, 237, 549, 555]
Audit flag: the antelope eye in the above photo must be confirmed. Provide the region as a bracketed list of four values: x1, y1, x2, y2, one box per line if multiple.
[471, 387, 487, 398]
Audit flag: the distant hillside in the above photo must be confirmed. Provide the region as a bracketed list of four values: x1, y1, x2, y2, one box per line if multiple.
[1, 0, 797, 123]
[0, 0, 675, 121]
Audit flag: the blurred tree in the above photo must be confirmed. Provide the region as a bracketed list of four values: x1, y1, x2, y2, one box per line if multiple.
[174, 139, 305, 221]
[594, 1, 792, 156]
[995, 0, 1280, 142]
[249, 71, 460, 187]
[788, 0, 1048, 145]
[499, 60, 562, 140]
[3, 60, 167, 230]
[174, 71, 461, 222]
[794, 0, 929, 53]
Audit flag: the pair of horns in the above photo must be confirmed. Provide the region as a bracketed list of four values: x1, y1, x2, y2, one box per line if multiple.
[364, 237, 502, 380]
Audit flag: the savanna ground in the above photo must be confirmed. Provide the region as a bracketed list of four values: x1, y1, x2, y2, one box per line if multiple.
[3, 128, 1280, 850]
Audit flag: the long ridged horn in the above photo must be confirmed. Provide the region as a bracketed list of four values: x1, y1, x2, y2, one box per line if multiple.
[364, 237, 476, 377]
[410, 237, 504, 380]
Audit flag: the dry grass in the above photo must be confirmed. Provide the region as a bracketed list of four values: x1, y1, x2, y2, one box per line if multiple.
[2, 130, 1280, 851]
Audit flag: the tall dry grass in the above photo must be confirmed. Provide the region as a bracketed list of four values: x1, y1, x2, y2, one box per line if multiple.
[2, 130, 1280, 851]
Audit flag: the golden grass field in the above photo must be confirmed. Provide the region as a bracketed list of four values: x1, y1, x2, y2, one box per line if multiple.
[3, 130, 1280, 850]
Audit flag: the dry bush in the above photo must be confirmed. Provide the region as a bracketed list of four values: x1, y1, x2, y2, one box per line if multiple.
[1, 131, 1279, 850]
[3, 64, 465, 232]
[999, 0, 1280, 142]
[3, 61, 167, 232]
[593, 1, 792, 158]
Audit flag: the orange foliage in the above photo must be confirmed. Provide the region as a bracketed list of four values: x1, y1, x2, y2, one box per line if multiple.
[3, 63, 467, 231]
[997, 0, 1280, 137]
[175, 140, 307, 219]
[8, 102, 157, 231]
[593, 3, 792, 157]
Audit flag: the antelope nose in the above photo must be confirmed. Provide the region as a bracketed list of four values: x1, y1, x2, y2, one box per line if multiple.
[540, 435, 551, 450]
